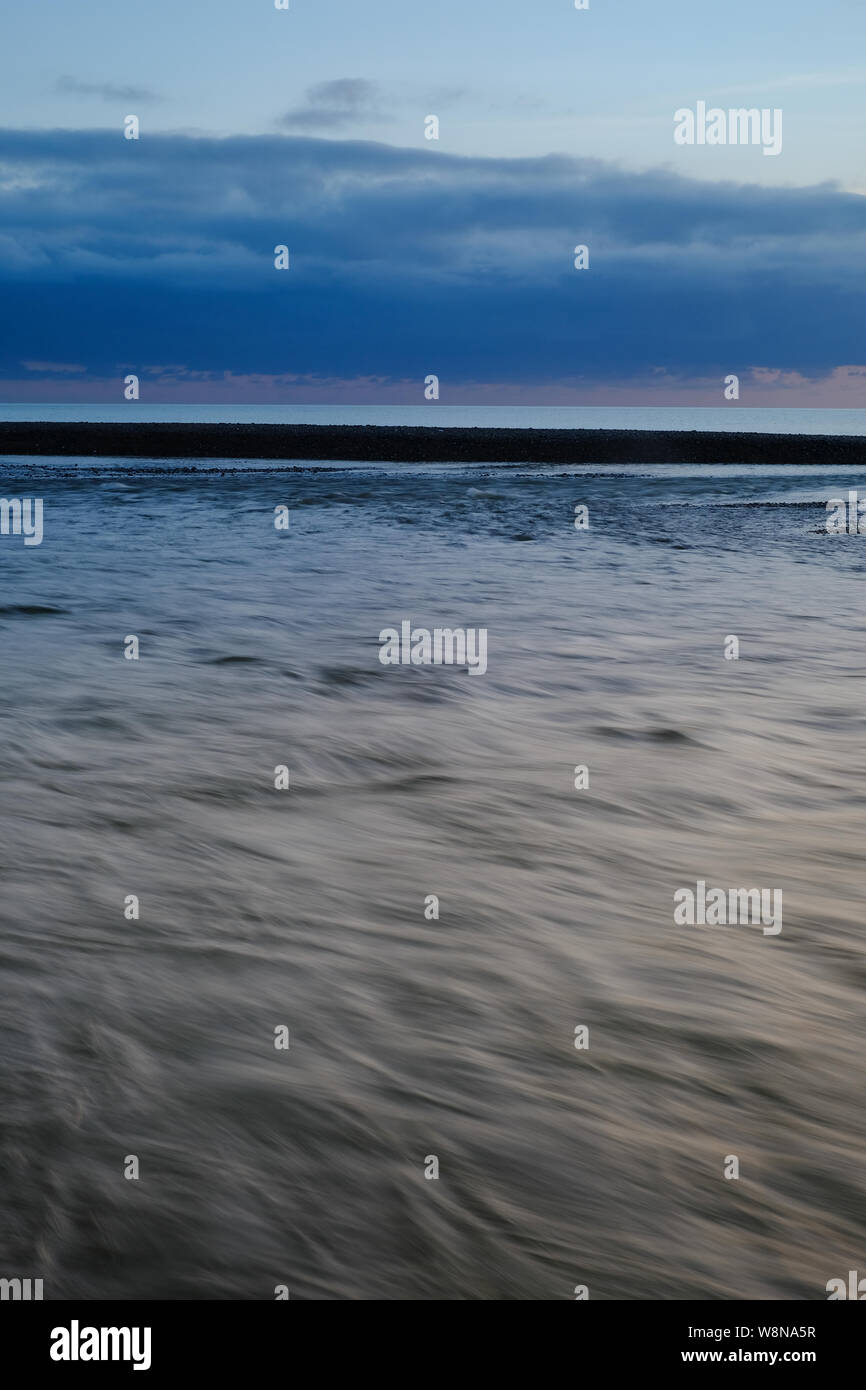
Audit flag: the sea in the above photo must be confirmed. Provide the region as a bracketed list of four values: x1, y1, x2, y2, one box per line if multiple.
[1, 406, 865, 1299]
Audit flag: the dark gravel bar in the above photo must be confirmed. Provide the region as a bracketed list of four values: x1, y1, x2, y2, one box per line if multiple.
[0, 420, 864, 465]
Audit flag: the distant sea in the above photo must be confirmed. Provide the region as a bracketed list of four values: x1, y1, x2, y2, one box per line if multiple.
[2, 403, 866, 435]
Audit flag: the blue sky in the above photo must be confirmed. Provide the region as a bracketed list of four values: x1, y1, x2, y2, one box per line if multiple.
[2, 0, 865, 404]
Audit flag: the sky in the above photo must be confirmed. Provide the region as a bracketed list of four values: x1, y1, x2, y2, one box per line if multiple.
[1, 0, 865, 405]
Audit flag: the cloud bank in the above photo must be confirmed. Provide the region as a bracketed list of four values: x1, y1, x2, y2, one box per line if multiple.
[1, 127, 864, 399]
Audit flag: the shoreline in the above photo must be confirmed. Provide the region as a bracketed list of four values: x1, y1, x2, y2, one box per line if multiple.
[0, 420, 865, 465]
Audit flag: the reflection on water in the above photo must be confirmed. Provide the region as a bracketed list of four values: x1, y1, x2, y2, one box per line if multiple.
[1, 460, 865, 1299]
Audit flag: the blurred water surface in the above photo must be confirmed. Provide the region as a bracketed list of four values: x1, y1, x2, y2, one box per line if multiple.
[1, 457, 864, 1299]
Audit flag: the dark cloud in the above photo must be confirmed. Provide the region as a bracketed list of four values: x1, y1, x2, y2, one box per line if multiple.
[0, 127, 864, 384]
[280, 79, 387, 130]
[56, 76, 160, 104]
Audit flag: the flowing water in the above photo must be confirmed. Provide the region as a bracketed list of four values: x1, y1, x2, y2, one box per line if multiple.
[1, 456, 865, 1300]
